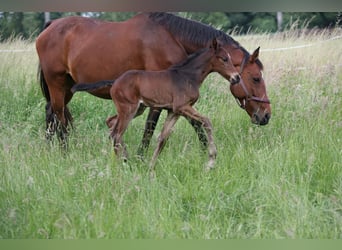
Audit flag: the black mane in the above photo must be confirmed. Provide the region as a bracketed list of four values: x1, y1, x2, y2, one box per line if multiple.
[147, 12, 240, 50]
[147, 12, 263, 69]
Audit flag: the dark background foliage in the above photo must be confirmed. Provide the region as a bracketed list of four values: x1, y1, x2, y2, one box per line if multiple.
[0, 12, 340, 41]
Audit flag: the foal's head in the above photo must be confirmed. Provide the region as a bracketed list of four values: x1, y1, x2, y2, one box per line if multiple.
[209, 38, 240, 85]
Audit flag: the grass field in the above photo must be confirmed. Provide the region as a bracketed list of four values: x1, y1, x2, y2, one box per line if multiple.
[0, 28, 341, 239]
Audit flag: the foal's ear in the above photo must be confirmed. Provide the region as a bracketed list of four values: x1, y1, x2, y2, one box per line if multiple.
[249, 47, 260, 63]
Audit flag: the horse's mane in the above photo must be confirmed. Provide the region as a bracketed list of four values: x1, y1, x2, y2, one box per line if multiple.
[146, 12, 263, 69]
[147, 12, 238, 48]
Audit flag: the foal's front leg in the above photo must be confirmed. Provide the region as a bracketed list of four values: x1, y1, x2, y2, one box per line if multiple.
[150, 111, 180, 170]
[179, 106, 217, 171]
[186, 118, 208, 149]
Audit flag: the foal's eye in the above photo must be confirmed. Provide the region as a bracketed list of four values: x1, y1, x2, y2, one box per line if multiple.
[221, 57, 228, 62]
[253, 77, 261, 83]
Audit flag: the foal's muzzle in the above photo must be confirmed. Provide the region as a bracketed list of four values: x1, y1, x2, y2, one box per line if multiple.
[230, 74, 240, 85]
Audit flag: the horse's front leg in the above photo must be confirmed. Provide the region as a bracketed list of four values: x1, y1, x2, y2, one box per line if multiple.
[138, 108, 162, 156]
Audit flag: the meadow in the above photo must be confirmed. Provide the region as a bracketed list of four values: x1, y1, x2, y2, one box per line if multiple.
[0, 28, 341, 239]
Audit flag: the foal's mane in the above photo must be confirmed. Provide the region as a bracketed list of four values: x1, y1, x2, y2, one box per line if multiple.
[147, 12, 263, 69]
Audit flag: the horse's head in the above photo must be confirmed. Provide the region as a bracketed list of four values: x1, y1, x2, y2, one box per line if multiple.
[209, 38, 241, 85]
[229, 47, 271, 125]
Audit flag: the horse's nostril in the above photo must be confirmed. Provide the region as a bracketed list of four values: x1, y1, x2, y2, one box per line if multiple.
[260, 113, 271, 125]
[265, 113, 271, 121]
[253, 113, 260, 123]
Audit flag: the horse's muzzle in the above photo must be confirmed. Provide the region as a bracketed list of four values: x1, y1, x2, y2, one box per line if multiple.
[253, 112, 271, 125]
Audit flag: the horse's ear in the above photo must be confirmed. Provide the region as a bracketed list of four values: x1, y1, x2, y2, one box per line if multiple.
[250, 47, 260, 63]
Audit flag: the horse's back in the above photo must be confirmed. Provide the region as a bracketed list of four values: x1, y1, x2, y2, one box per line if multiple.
[36, 16, 131, 75]
[36, 14, 187, 85]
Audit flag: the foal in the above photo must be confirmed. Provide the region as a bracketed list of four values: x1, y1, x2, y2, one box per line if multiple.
[72, 38, 240, 171]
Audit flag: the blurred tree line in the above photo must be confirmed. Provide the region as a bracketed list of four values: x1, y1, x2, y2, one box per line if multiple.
[0, 12, 340, 41]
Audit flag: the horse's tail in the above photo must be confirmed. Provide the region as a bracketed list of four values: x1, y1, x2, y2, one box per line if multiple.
[37, 20, 54, 103]
[71, 80, 114, 94]
[38, 64, 50, 102]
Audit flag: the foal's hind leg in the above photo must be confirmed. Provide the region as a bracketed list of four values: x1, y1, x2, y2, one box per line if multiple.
[107, 115, 128, 159]
[109, 103, 139, 160]
[107, 115, 126, 159]
[106, 115, 118, 137]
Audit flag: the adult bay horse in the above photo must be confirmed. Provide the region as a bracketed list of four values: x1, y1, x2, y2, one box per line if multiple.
[36, 12, 271, 152]
[72, 38, 240, 170]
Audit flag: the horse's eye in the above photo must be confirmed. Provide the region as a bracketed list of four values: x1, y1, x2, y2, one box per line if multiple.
[221, 57, 228, 62]
[253, 77, 260, 83]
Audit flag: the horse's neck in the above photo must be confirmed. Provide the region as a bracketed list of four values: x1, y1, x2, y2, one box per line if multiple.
[179, 40, 202, 54]
[177, 56, 213, 87]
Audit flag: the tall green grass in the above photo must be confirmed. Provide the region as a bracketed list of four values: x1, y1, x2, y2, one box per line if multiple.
[0, 29, 341, 238]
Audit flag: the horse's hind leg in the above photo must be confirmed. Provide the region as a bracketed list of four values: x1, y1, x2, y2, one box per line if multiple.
[45, 101, 57, 141]
[45, 74, 74, 148]
[45, 101, 72, 144]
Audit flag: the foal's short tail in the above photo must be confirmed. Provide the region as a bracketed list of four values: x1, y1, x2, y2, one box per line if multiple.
[71, 80, 114, 93]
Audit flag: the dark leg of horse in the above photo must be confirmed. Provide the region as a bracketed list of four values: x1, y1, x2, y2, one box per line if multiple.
[150, 111, 180, 170]
[45, 101, 57, 141]
[137, 108, 162, 156]
[45, 75, 74, 149]
[45, 103, 70, 149]
[186, 118, 208, 149]
[179, 106, 217, 171]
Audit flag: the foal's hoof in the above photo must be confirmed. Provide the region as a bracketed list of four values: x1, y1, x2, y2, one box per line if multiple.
[149, 170, 156, 180]
[204, 159, 215, 172]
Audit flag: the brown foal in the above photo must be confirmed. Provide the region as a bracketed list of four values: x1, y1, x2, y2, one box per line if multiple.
[72, 38, 240, 172]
